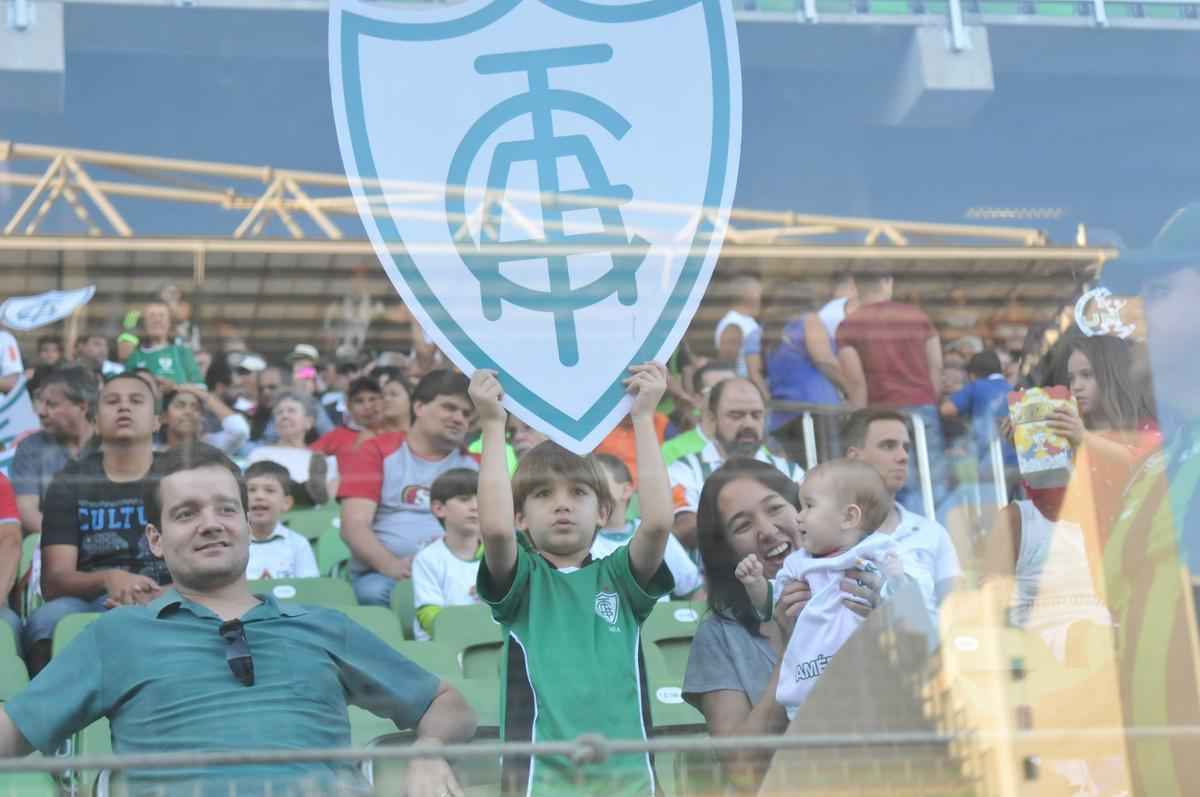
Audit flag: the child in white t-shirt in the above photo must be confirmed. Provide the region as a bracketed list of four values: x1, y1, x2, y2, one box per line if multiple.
[244, 461, 319, 580]
[591, 454, 703, 600]
[411, 468, 482, 640]
[737, 459, 899, 716]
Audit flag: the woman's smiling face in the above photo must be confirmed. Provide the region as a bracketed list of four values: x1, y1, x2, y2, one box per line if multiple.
[716, 477, 802, 579]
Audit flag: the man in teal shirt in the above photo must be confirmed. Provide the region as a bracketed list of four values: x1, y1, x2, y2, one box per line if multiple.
[0, 443, 477, 796]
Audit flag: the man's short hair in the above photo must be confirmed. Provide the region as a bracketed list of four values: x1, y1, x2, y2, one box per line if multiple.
[410, 369, 471, 423]
[244, 460, 292, 494]
[804, 458, 891, 533]
[841, 408, 911, 453]
[512, 441, 615, 521]
[707, 377, 762, 415]
[692, 361, 737, 394]
[37, 335, 63, 351]
[144, 443, 247, 529]
[35, 366, 99, 417]
[593, 453, 633, 486]
[347, 376, 382, 401]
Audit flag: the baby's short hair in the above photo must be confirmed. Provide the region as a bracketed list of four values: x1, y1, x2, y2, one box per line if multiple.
[244, 460, 292, 494]
[512, 441, 615, 520]
[805, 458, 891, 533]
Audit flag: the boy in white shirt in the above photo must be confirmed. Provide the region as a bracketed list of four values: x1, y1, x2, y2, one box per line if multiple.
[244, 461, 320, 580]
[411, 468, 482, 641]
[736, 459, 898, 716]
[590, 454, 703, 600]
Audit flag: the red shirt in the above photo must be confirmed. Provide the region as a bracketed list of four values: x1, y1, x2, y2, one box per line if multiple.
[311, 426, 371, 466]
[837, 300, 938, 407]
[0, 474, 17, 525]
[337, 432, 408, 502]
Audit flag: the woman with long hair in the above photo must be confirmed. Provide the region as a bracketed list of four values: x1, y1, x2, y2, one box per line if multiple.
[682, 459, 882, 792]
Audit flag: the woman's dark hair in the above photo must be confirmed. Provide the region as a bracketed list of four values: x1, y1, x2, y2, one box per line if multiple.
[696, 458, 801, 635]
[1065, 335, 1156, 431]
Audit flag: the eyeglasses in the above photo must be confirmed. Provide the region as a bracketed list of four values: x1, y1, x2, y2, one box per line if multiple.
[218, 619, 254, 687]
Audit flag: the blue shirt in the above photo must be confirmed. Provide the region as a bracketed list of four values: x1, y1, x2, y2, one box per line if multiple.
[950, 374, 1016, 469]
[6, 590, 441, 796]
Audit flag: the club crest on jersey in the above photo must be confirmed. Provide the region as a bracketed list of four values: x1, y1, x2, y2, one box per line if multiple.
[595, 591, 619, 625]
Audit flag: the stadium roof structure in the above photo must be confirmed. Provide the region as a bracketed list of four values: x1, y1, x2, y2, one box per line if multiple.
[0, 140, 1114, 359]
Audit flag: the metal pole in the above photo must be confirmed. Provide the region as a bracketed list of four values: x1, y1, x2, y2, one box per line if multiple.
[989, 437, 1009, 508]
[801, 412, 818, 471]
[946, 0, 970, 53]
[910, 412, 937, 520]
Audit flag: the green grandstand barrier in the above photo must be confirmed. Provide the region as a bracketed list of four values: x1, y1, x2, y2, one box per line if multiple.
[870, 0, 913, 13]
[755, 0, 798, 10]
[314, 527, 351, 580]
[281, 502, 339, 543]
[979, 0, 1020, 11]
[390, 578, 417, 641]
[430, 605, 503, 681]
[0, 773, 58, 797]
[247, 577, 356, 607]
[1034, 1, 1077, 14]
[641, 602, 706, 733]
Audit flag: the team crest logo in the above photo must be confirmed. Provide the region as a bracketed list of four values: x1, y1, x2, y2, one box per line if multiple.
[595, 591, 619, 625]
[330, 0, 742, 454]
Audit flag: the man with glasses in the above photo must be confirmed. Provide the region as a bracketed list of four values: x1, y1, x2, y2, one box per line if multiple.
[0, 443, 477, 796]
[24, 372, 171, 674]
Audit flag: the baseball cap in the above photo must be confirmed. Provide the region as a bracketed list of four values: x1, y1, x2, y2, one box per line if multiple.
[1104, 203, 1200, 295]
[285, 344, 320, 363]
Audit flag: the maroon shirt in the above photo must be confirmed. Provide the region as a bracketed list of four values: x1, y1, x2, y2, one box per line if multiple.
[837, 300, 938, 406]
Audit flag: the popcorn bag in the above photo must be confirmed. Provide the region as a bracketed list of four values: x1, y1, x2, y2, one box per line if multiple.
[1007, 386, 1076, 488]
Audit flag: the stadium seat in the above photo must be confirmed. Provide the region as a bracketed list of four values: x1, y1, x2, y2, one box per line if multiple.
[0, 657, 28, 700]
[281, 502, 340, 543]
[314, 527, 351, 579]
[74, 718, 111, 797]
[0, 772, 58, 797]
[52, 612, 101, 657]
[341, 606, 406, 646]
[641, 602, 706, 733]
[247, 577, 356, 607]
[390, 578, 416, 641]
[0, 624, 18, 664]
[430, 605, 503, 681]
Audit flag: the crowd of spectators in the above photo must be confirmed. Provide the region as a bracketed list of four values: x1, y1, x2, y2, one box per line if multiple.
[0, 259, 1178, 795]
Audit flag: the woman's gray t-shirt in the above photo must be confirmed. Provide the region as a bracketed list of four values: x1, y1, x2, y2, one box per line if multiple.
[682, 613, 779, 710]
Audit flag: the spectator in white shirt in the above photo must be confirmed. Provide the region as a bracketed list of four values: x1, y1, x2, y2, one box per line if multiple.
[411, 468, 482, 641]
[592, 454, 702, 600]
[247, 391, 338, 507]
[243, 461, 319, 581]
[714, 272, 762, 377]
[842, 408, 963, 634]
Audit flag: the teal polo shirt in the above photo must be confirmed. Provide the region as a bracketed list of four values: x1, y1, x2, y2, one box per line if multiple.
[6, 590, 441, 796]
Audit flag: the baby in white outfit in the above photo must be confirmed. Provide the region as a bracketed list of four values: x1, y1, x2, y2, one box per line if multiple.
[736, 459, 901, 717]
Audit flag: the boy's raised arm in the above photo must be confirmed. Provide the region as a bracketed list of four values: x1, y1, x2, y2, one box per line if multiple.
[469, 370, 519, 592]
[627, 362, 672, 589]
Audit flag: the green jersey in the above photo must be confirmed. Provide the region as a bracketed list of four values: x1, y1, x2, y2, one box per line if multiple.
[125, 343, 204, 387]
[478, 540, 673, 796]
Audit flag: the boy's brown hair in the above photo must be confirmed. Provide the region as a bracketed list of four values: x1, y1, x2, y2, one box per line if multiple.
[806, 458, 891, 534]
[512, 441, 615, 522]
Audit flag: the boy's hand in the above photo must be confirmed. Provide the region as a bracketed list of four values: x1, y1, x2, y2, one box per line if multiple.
[469, 369, 507, 425]
[624, 361, 668, 419]
[735, 554, 764, 585]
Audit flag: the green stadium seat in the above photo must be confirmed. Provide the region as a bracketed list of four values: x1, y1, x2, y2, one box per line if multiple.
[281, 502, 340, 543]
[74, 718, 111, 797]
[314, 527, 352, 579]
[430, 605, 503, 681]
[248, 577, 356, 607]
[390, 578, 417, 641]
[641, 602, 705, 733]
[52, 613, 101, 657]
[0, 657, 28, 700]
[0, 772, 58, 797]
[341, 606, 406, 645]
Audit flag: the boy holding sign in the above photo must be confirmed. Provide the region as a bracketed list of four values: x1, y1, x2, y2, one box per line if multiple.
[470, 364, 674, 797]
